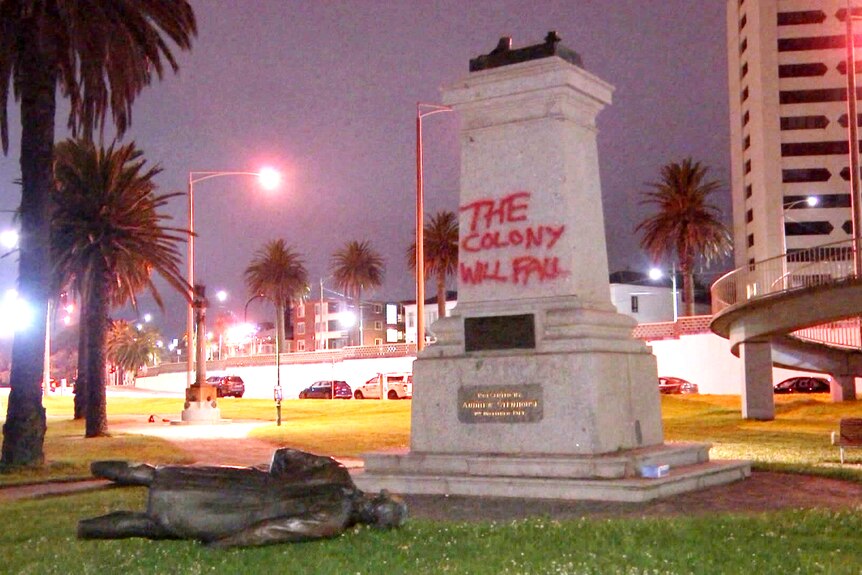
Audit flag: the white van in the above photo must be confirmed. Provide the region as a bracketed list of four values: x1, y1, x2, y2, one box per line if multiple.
[353, 372, 413, 400]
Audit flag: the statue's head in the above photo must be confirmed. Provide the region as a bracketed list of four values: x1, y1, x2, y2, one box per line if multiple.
[360, 490, 408, 529]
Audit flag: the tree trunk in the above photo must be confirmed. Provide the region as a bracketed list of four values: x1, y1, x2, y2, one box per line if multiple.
[1, 33, 56, 466]
[83, 262, 110, 437]
[681, 267, 696, 317]
[74, 314, 89, 419]
[355, 288, 362, 346]
[275, 300, 285, 353]
[436, 270, 447, 322]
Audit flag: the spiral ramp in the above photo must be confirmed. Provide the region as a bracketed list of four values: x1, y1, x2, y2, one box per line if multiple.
[710, 239, 861, 420]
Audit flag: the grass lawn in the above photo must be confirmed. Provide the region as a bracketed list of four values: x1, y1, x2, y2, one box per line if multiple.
[2, 487, 861, 574]
[1, 393, 862, 573]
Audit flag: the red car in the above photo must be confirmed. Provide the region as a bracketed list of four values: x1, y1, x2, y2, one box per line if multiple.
[658, 376, 699, 395]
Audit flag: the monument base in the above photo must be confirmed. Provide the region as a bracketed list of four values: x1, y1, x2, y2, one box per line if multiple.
[177, 383, 226, 424]
[356, 444, 750, 503]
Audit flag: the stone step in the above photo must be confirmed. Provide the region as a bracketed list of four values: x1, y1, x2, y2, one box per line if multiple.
[354, 459, 752, 503]
[362, 442, 712, 481]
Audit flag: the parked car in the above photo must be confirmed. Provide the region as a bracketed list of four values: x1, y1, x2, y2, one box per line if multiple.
[205, 375, 245, 398]
[354, 372, 413, 400]
[773, 376, 830, 394]
[298, 380, 352, 399]
[658, 376, 699, 395]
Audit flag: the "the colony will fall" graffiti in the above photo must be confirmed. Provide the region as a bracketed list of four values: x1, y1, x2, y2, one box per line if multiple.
[459, 191, 568, 286]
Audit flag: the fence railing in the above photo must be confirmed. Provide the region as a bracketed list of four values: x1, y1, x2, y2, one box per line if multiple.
[711, 238, 859, 313]
[145, 343, 418, 377]
[710, 237, 862, 351]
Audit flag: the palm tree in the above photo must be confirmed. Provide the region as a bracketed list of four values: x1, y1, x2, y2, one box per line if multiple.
[52, 139, 189, 437]
[407, 210, 459, 321]
[636, 158, 732, 316]
[331, 240, 384, 346]
[244, 240, 309, 353]
[106, 320, 160, 386]
[0, 2, 196, 464]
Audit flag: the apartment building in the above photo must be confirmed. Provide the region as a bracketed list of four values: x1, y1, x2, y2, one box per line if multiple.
[727, 0, 861, 267]
[291, 298, 388, 351]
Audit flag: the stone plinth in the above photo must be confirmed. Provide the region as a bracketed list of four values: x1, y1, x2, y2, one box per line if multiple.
[178, 383, 223, 424]
[359, 36, 748, 501]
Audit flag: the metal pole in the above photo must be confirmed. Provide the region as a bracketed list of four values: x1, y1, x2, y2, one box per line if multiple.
[275, 306, 282, 424]
[320, 277, 325, 350]
[186, 173, 195, 388]
[847, 2, 862, 277]
[671, 263, 678, 322]
[42, 300, 51, 395]
[415, 104, 426, 352]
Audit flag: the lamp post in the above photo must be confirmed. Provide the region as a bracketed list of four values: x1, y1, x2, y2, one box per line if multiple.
[648, 266, 678, 322]
[186, 168, 280, 387]
[415, 102, 452, 352]
[781, 196, 818, 253]
[846, 3, 862, 277]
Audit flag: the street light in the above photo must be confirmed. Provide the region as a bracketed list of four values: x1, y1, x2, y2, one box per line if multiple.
[648, 266, 678, 322]
[186, 169, 281, 387]
[0, 229, 18, 250]
[781, 196, 819, 256]
[415, 102, 452, 352]
[846, 3, 862, 277]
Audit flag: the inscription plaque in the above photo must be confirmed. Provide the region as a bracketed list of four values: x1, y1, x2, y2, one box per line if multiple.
[458, 384, 543, 423]
[464, 314, 535, 352]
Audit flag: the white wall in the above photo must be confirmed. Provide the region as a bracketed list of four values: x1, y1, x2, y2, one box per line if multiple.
[135, 356, 416, 400]
[649, 332, 861, 395]
[135, 332, 861, 398]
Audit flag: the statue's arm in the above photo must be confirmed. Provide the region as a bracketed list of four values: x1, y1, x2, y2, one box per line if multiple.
[91, 461, 156, 486]
[208, 509, 350, 548]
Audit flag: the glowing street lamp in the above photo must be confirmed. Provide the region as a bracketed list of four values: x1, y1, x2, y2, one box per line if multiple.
[0, 230, 18, 250]
[648, 266, 678, 322]
[186, 168, 281, 387]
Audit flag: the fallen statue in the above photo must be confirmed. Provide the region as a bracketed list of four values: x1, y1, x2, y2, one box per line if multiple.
[78, 448, 407, 548]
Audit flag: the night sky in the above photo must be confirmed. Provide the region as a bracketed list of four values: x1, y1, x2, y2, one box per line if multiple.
[0, 1, 729, 339]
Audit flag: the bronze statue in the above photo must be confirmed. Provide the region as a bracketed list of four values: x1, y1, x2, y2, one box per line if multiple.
[78, 448, 407, 548]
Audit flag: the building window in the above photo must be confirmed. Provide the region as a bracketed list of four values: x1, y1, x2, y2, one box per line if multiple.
[780, 115, 828, 130]
[745, 184, 752, 198]
[746, 209, 753, 223]
[778, 63, 827, 78]
[777, 11, 827, 27]
[744, 159, 751, 174]
[780, 88, 847, 105]
[741, 62, 748, 78]
[781, 141, 848, 157]
[747, 234, 755, 248]
[314, 303, 320, 315]
[739, 14, 747, 30]
[328, 301, 339, 313]
[296, 322, 305, 335]
[785, 221, 833, 236]
[743, 135, 750, 150]
[778, 35, 843, 52]
[374, 338, 383, 346]
[374, 321, 383, 330]
[740, 38, 747, 54]
[782, 168, 830, 183]
[741, 86, 749, 102]
[630, 296, 639, 314]
[297, 305, 304, 318]
[297, 340, 306, 351]
[743, 110, 750, 126]
[327, 320, 340, 331]
[373, 304, 383, 314]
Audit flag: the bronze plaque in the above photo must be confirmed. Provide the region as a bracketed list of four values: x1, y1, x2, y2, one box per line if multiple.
[458, 384, 543, 424]
[464, 314, 535, 352]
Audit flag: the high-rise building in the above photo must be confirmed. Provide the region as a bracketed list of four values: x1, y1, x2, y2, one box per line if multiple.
[727, 0, 861, 267]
